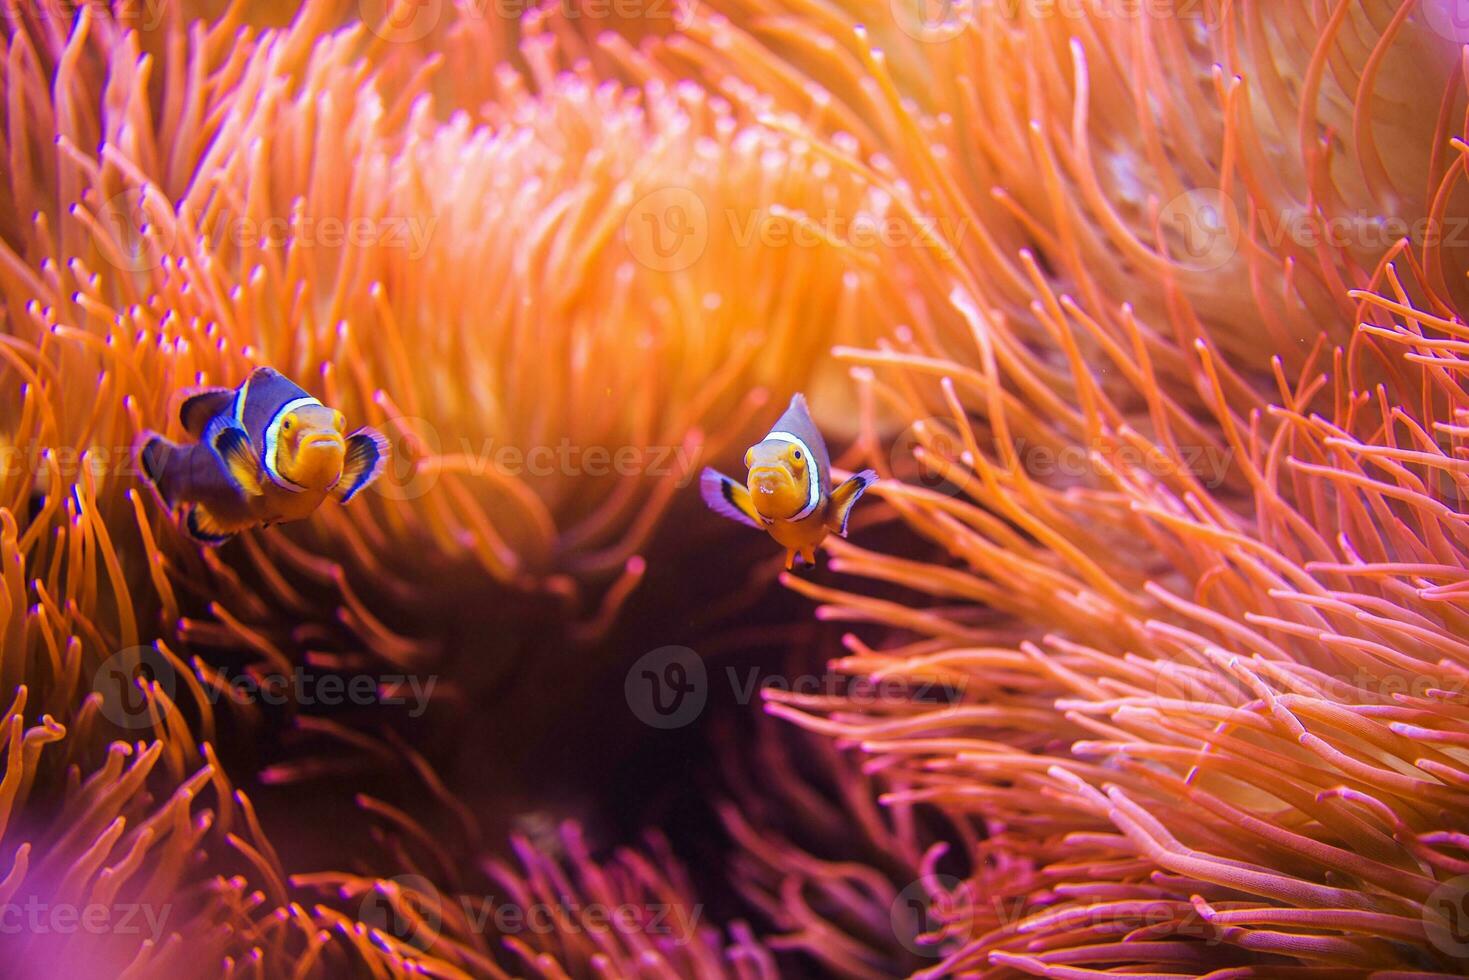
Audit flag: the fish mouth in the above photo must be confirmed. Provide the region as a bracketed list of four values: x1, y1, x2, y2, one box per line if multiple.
[301, 432, 346, 451]
[748, 466, 789, 495]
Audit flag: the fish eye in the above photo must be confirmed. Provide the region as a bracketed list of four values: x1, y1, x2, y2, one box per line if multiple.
[282, 415, 294, 432]
[793, 450, 802, 460]
[333, 411, 345, 431]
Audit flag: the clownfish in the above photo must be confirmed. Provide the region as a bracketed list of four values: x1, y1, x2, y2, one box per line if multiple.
[137, 366, 388, 546]
[700, 393, 877, 569]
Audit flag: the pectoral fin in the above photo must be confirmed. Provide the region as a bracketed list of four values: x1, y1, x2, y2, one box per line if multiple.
[184, 505, 234, 546]
[335, 428, 389, 503]
[206, 417, 263, 497]
[700, 468, 765, 529]
[179, 386, 237, 438]
[825, 469, 878, 537]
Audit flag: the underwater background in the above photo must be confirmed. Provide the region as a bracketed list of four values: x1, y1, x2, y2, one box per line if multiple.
[2, 0, 1469, 976]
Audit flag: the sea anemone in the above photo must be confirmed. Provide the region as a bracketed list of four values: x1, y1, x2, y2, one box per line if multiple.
[740, 2, 1469, 976]
[0, 0, 889, 973]
[2, 0, 1468, 977]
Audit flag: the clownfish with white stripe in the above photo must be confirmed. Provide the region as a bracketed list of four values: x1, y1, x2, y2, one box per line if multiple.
[700, 393, 877, 570]
[136, 366, 388, 546]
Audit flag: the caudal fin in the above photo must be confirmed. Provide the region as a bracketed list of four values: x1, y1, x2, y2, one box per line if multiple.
[137, 433, 180, 507]
[825, 469, 878, 537]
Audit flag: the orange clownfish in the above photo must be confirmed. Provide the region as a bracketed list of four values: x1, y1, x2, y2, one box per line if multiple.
[700, 393, 877, 569]
[137, 366, 388, 546]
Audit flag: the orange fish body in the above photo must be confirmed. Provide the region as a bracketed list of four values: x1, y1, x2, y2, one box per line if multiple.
[701, 393, 877, 569]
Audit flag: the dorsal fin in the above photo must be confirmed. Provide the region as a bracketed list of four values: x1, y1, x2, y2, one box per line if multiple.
[769, 393, 815, 436]
[178, 386, 236, 438]
[766, 393, 831, 494]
